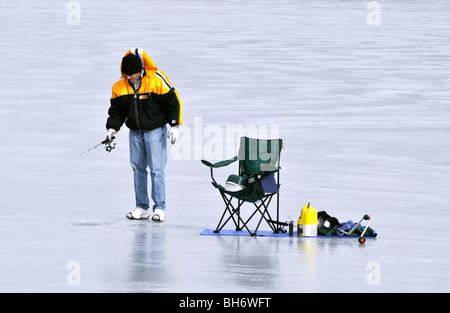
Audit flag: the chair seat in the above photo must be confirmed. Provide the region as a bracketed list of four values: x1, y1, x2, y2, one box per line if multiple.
[212, 182, 265, 203]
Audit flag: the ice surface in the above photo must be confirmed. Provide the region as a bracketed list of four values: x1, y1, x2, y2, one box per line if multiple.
[0, 0, 449, 292]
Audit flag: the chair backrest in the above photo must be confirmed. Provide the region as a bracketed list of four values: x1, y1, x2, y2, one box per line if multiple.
[238, 137, 282, 175]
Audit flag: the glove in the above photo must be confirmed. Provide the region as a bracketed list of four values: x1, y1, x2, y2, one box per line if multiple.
[103, 129, 116, 144]
[167, 126, 179, 145]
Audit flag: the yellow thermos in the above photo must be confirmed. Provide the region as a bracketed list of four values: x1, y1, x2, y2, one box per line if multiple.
[298, 203, 318, 236]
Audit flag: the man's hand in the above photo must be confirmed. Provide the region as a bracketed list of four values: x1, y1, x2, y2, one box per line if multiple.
[167, 126, 179, 145]
[103, 129, 116, 144]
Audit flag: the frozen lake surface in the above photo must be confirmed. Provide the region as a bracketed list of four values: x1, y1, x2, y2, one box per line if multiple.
[0, 0, 449, 293]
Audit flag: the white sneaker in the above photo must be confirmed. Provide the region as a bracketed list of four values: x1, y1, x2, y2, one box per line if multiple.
[152, 209, 165, 222]
[126, 207, 150, 220]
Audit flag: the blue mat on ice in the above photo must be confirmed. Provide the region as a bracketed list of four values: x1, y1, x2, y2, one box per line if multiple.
[200, 228, 375, 238]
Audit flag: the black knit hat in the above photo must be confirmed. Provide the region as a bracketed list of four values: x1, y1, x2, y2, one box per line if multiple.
[121, 54, 142, 75]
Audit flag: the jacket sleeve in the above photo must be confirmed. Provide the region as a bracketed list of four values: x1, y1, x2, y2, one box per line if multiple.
[106, 89, 128, 131]
[154, 71, 183, 126]
[164, 88, 182, 126]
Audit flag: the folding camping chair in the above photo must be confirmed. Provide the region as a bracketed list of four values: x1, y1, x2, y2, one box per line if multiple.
[201, 136, 283, 236]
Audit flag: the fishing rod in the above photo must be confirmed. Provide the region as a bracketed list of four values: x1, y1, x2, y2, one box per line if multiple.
[79, 137, 116, 156]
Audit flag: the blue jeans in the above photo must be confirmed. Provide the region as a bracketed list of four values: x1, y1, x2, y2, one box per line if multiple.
[129, 126, 167, 211]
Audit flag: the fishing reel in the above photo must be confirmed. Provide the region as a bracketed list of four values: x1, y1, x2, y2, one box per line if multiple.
[104, 142, 116, 153]
[102, 136, 116, 153]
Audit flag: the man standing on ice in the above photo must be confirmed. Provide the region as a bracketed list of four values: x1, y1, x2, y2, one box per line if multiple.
[104, 48, 182, 222]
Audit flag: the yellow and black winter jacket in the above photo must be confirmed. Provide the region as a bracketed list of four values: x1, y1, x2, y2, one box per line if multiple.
[106, 49, 182, 131]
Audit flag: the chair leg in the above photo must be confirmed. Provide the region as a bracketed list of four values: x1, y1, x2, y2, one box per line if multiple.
[213, 192, 281, 236]
[250, 196, 279, 235]
[214, 193, 237, 233]
[214, 192, 252, 235]
[261, 196, 278, 232]
[235, 199, 242, 230]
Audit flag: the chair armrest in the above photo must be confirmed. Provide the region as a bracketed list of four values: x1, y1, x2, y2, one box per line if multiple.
[201, 156, 238, 168]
